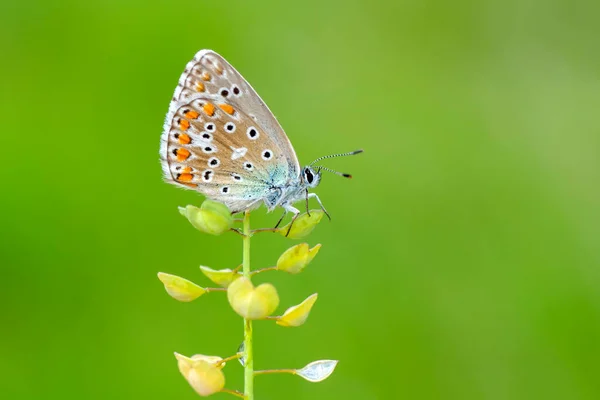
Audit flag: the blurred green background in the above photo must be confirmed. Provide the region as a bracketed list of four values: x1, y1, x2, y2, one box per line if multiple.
[2, 0, 600, 399]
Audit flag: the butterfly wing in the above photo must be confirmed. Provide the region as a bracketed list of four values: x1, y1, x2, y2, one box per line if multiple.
[160, 50, 301, 213]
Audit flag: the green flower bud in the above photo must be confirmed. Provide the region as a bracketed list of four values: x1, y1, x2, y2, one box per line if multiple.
[179, 200, 233, 235]
[276, 243, 321, 274]
[278, 210, 324, 239]
[277, 293, 318, 327]
[227, 277, 279, 320]
[157, 272, 206, 302]
[200, 266, 241, 288]
[175, 352, 225, 396]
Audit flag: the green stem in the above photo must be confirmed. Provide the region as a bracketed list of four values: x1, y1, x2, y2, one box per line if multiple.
[254, 368, 297, 376]
[242, 211, 254, 400]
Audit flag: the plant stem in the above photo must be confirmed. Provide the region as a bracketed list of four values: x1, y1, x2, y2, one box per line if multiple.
[254, 368, 297, 376]
[215, 353, 243, 367]
[220, 388, 245, 399]
[250, 266, 278, 276]
[242, 210, 254, 400]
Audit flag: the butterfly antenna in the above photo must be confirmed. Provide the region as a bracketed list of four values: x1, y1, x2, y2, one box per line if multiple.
[309, 149, 363, 166]
[316, 166, 354, 179]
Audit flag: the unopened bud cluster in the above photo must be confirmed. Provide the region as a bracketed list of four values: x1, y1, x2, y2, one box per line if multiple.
[158, 200, 338, 397]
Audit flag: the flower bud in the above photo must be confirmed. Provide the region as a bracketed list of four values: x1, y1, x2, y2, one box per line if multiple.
[199, 266, 241, 288]
[278, 210, 324, 239]
[179, 200, 233, 235]
[157, 272, 206, 302]
[276, 243, 321, 274]
[227, 277, 279, 320]
[277, 293, 318, 327]
[175, 352, 225, 396]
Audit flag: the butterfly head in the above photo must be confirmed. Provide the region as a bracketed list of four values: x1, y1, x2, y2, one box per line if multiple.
[304, 149, 363, 188]
[302, 166, 322, 189]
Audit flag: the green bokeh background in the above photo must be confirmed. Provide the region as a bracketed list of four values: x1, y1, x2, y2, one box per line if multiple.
[2, 1, 600, 399]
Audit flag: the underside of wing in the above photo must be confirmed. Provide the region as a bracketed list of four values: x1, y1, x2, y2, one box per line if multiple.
[162, 50, 300, 176]
[160, 93, 295, 213]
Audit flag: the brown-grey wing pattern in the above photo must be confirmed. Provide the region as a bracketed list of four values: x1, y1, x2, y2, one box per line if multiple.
[166, 50, 300, 178]
[160, 93, 294, 213]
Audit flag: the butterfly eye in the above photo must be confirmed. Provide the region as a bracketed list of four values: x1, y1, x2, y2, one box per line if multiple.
[243, 162, 254, 171]
[225, 122, 236, 133]
[247, 127, 259, 140]
[205, 123, 216, 132]
[261, 150, 273, 160]
[304, 168, 314, 184]
[208, 157, 220, 167]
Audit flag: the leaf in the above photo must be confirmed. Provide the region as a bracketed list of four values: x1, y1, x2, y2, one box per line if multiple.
[276, 243, 321, 274]
[278, 210, 324, 239]
[296, 360, 339, 382]
[157, 272, 206, 302]
[200, 266, 240, 287]
[276, 293, 318, 327]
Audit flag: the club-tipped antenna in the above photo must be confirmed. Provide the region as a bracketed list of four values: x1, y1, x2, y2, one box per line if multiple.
[309, 149, 363, 166]
[316, 166, 353, 179]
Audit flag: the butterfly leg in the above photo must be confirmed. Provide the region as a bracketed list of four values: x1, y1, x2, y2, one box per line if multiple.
[283, 204, 301, 237]
[305, 189, 311, 217]
[273, 210, 287, 229]
[308, 193, 331, 221]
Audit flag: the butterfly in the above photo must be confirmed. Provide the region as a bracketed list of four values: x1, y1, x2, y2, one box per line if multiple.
[160, 50, 362, 230]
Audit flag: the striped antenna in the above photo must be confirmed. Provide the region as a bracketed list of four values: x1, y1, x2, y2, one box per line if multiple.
[309, 149, 363, 166]
[316, 166, 353, 179]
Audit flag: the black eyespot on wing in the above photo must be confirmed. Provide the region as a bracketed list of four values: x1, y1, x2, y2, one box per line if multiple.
[247, 127, 258, 139]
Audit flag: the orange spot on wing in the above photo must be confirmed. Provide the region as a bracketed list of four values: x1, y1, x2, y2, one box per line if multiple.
[179, 119, 190, 130]
[196, 82, 205, 92]
[215, 63, 224, 74]
[203, 103, 215, 116]
[201, 71, 211, 81]
[178, 173, 193, 182]
[182, 167, 192, 173]
[176, 148, 191, 162]
[184, 110, 199, 119]
[219, 104, 234, 115]
[178, 133, 191, 145]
